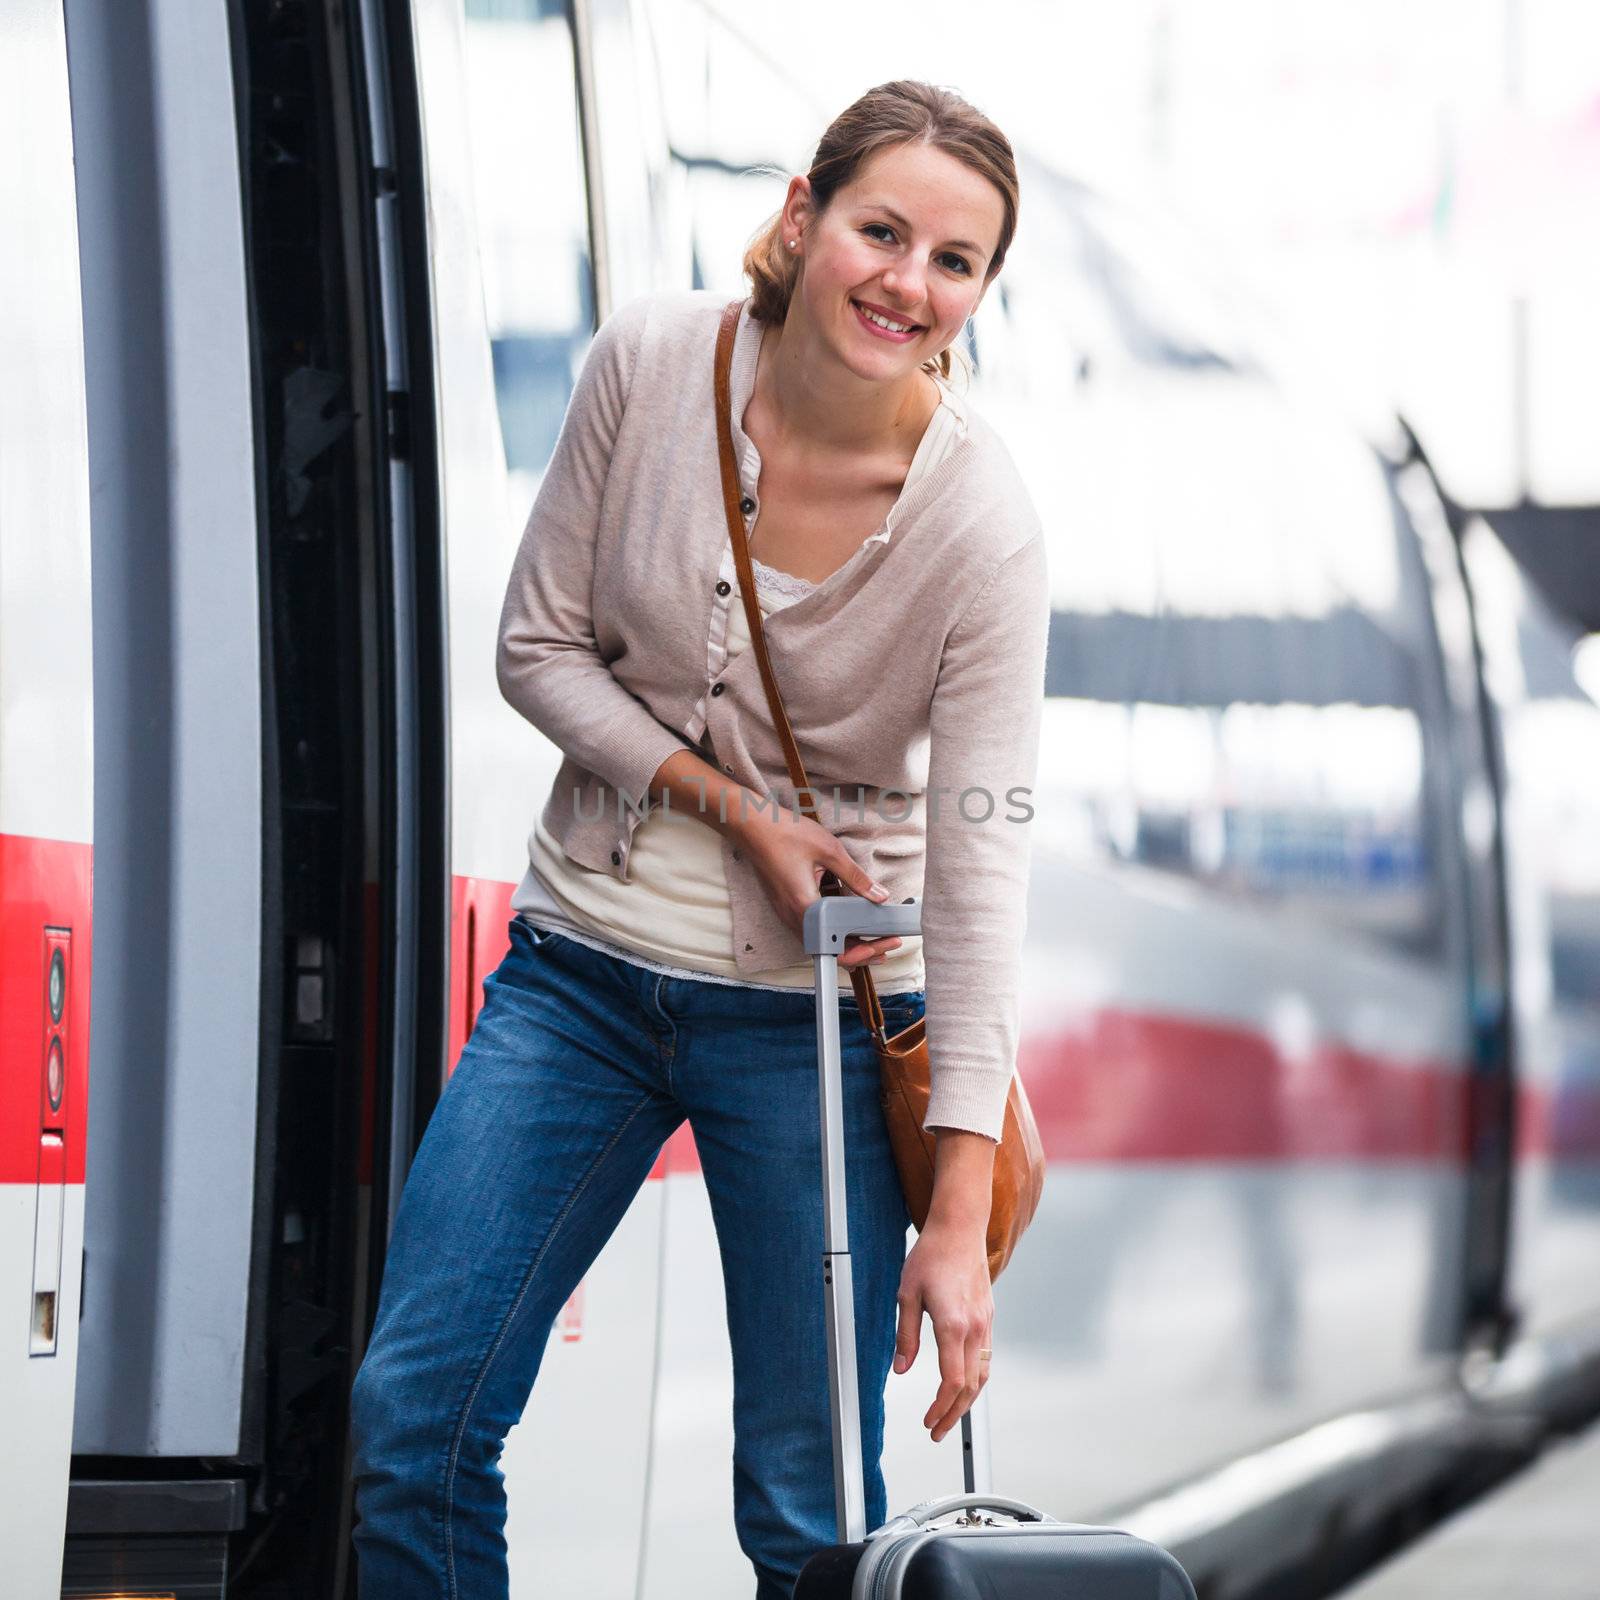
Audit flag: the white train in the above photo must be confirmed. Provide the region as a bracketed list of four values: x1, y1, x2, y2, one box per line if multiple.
[4, 1, 1598, 1597]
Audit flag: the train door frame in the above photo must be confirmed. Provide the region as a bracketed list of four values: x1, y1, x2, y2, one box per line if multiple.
[1396, 429, 1520, 1359]
[55, 0, 448, 1590]
[226, 0, 451, 1588]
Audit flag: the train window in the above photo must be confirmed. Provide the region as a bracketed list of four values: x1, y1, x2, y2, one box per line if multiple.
[647, 1, 825, 305]
[585, 0, 690, 301]
[462, 0, 595, 504]
[1029, 360, 1446, 958]
[1064, 183, 1264, 375]
[981, 169, 1248, 413]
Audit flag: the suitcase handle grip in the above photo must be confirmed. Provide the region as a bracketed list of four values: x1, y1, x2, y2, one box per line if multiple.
[802, 894, 922, 954]
[881, 1493, 1059, 1532]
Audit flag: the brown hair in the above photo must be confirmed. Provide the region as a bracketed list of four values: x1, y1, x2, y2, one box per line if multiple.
[741, 79, 1019, 383]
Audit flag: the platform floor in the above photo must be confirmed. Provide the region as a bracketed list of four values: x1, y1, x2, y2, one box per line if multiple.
[1340, 1416, 1600, 1598]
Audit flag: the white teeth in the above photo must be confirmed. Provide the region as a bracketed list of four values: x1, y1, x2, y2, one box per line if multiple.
[856, 302, 914, 333]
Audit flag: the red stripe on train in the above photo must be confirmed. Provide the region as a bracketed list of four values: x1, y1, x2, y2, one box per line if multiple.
[1020, 1011, 1467, 1162]
[0, 833, 92, 1185]
[654, 1017, 1471, 1177]
[384, 876, 1600, 1187]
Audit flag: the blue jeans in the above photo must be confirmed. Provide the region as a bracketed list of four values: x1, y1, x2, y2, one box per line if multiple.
[349, 916, 922, 1599]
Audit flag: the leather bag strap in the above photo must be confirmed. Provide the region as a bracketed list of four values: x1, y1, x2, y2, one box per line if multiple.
[712, 297, 889, 1041]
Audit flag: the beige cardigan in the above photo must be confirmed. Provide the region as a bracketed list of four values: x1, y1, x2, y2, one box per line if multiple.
[495, 290, 1049, 1139]
[508, 371, 968, 998]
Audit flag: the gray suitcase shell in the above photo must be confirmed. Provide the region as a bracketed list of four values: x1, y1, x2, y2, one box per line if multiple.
[793, 897, 1197, 1600]
[809, 1499, 1198, 1599]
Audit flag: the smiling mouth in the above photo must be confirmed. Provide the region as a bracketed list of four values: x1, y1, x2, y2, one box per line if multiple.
[851, 299, 924, 338]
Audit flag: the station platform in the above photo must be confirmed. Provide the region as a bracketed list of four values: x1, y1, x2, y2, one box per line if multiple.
[1340, 1414, 1600, 1597]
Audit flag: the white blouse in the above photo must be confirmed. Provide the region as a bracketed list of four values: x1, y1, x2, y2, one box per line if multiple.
[509, 376, 969, 993]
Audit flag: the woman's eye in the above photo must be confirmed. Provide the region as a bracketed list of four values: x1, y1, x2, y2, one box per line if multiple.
[862, 223, 970, 276]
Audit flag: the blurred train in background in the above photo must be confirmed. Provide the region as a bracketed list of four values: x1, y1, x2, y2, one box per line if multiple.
[3, 0, 1598, 1596]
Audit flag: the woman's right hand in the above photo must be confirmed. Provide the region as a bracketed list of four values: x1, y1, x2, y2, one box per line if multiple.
[734, 805, 902, 971]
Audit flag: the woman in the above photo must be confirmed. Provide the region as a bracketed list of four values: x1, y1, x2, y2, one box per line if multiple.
[350, 78, 1049, 1599]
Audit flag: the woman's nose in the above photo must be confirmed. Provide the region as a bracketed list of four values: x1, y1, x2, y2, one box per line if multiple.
[881, 259, 927, 304]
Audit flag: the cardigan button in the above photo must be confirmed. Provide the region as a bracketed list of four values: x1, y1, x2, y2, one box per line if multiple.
[715, 579, 731, 596]
[739, 495, 756, 515]
[610, 850, 621, 866]
[711, 682, 725, 697]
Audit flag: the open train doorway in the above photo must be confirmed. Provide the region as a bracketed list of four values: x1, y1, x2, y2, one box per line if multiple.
[61, 0, 447, 1592]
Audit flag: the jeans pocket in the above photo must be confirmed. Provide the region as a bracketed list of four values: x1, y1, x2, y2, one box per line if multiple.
[500, 919, 571, 992]
[511, 916, 567, 951]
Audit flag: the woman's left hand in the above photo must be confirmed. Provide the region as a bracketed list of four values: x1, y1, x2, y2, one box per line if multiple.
[892, 1218, 994, 1444]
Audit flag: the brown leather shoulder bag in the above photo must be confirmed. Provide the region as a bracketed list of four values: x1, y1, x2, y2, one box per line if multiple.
[711, 296, 1045, 1281]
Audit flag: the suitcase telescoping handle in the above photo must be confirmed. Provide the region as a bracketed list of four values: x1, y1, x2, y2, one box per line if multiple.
[802, 896, 993, 1546]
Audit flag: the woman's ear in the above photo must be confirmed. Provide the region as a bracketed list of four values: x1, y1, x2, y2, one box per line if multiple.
[782, 174, 816, 248]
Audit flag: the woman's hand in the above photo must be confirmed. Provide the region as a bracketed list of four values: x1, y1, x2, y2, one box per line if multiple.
[646, 750, 900, 972]
[734, 803, 902, 972]
[893, 1214, 994, 1444]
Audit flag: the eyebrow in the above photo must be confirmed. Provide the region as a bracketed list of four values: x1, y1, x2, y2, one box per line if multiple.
[859, 201, 989, 259]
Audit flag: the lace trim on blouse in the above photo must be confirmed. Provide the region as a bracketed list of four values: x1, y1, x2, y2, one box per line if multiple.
[749, 556, 818, 604]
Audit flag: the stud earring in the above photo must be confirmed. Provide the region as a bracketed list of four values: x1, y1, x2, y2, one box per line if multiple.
[787, 239, 798, 250]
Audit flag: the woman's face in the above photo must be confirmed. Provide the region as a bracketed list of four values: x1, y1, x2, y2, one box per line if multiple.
[785, 140, 1005, 382]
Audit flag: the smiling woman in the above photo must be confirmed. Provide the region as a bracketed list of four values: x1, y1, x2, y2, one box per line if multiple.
[730, 96, 1016, 591]
[744, 80, 1018, 392]
[349, 77, 1050, 1600]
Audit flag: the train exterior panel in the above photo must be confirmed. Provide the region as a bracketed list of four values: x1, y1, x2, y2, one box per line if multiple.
[0, 2, 96, 1592]
[62, 0, 266, 1473]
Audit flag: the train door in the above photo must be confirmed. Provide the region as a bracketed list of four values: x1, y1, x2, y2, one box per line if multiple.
[409, 0, 671, 1589]
[0, 1, 96, 1592]
[56, 0, 441, 1588]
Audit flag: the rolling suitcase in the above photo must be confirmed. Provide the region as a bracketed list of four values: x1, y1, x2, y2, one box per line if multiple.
[793, 894, 1198, 1599]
